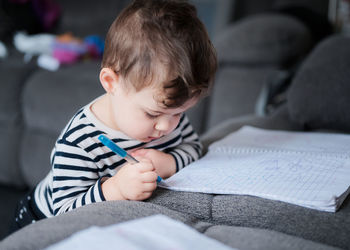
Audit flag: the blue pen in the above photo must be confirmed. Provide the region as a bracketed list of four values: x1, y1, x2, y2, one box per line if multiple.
[98, 134, 162, 183]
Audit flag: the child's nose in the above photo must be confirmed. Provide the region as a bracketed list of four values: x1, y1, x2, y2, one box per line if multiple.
[155, 117, 173, 132]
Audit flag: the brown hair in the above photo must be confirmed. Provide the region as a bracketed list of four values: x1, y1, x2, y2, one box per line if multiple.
[102, 0, 217, 108]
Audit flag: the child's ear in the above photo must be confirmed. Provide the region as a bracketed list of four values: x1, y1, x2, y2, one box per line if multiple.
[99, 68, 119, 94]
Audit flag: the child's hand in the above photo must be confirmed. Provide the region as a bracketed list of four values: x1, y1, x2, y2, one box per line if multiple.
[131, 149, 176, 179]
[101, 158, 158, 201]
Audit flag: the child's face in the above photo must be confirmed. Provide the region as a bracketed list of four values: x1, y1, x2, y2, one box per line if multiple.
[108, 76, 198, 142]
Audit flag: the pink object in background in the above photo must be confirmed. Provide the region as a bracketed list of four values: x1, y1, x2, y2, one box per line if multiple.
[52, 33, 104, 64]
[52, 40, 87, 64]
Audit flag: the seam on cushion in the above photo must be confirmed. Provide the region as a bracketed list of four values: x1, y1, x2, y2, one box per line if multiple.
[209, 194, 214, 221]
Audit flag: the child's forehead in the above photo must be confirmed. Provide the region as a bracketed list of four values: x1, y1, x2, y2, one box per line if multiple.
[134, 86, 197, 113]
[133, 85, 167, 108]
[125, 57, 176, 89]
[123, 73, 171, 101]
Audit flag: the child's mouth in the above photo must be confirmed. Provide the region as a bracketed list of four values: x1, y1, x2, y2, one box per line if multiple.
[148, 136, 159, 140]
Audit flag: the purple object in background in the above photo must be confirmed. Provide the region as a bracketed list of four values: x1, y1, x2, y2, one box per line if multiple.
[31, 0, 61, 31]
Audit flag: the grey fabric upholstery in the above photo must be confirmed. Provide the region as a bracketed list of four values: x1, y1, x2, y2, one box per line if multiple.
[214, 14, 312, 66]
[202, 105, 303, 151]
[148, 189, 213, 221]
[207, 68, 281, 128]
[0, 201, 202, 250]
[0, 61, 34, 124]
[287, 35, 350, 132]
[0, 52, 36, 187]
[57, 0, 130, 37]
[185, 97, 210, 134]
[211, 194, 350, 249]
[206, 13, 313, 130]
[205, 226, 339, 250]
[22, 62, 103, 134]
[149, 182, 350, 249]
[0, 124, 24, 187]
[21, 62, 104, 187]
[0, 200, 339, 250]
[20, 130, 56, 187]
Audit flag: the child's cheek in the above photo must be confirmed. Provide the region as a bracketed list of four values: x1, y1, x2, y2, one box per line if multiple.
[133, 120, 153, 135]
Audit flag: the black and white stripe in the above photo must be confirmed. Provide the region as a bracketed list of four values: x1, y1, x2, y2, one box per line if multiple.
[34, 102, 202, 217]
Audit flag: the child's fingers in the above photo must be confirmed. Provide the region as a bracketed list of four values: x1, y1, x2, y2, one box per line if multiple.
[141, 171, 158, 183]
[142, 182, 157, 192]
[137, 160, 155, 173]
[140, 191, 153, 200]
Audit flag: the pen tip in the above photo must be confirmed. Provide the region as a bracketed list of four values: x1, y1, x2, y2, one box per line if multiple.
[157, 176, 163, 183]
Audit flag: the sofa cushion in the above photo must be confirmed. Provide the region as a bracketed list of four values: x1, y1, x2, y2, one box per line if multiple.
[21, 61, 104, 187]
[207, 67, 282, 129]
[20, 129, 56, 188]
[202, 104, 302, 150]
[184, 97, 209, 135]
[0, 199, 337, 250]
[214, 14, 312, 66]
[0, 123, 25, 187]
[205, 225, 337, 250]
[0, 200, 200, 250]
[57, 0, 130, 37]
[287, 35, 350, 132]
[0, 50, 38, 188]
[0, 51, 36, 124]
[211, 194, 350, 249]
[147, 188, 213, 221]
[22, 61, 104, 135]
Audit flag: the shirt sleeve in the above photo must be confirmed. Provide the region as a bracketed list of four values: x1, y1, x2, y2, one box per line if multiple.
[166, 114, 203, 172]
[51, 139, 106, 216]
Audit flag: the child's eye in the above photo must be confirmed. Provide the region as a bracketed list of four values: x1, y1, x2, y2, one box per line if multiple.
[146, 112, 160, 119]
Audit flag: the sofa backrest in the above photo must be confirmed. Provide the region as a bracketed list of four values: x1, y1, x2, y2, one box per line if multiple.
[287, 35, 350, 132]
[205, 13, 313, 130]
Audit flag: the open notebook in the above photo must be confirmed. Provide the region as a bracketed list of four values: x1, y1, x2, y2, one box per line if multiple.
[159, 126, 350, 212]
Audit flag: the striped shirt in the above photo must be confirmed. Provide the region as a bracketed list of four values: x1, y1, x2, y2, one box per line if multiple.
[34, 99, 202, 218]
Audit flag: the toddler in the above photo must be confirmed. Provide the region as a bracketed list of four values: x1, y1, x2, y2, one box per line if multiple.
[13, 0, 217, 231]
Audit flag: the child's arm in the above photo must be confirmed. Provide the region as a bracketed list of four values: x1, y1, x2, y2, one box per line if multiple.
[51, 142, 157, 216]
[132, 114, 202, 178]
[51, 143, 105, 216]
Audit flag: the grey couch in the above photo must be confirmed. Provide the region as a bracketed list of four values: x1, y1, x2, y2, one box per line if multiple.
[1, 1, 349, 249]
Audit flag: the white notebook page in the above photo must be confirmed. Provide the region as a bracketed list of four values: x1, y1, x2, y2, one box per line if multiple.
[159, 126, 350, 212]
[46, 215, 234, 250]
